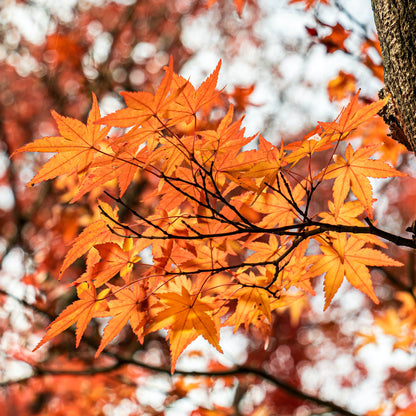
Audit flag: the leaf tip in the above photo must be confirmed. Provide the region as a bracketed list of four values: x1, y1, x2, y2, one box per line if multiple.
[32, 336, 48, 353]
[94, 348, 103, 359]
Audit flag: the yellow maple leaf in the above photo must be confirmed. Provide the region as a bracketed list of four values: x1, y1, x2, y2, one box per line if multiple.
[148, 282, 222, 373]
[226, 272, 272, 333]
[322, 143, 405, 219]
[319, 93, 389, 139]
[309, 234, 403, 309]
[34, 282, 109, 351]
[95, 282, 147, 357]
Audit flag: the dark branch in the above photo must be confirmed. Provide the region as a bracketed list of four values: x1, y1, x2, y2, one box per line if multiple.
[0, 351, 360, 416]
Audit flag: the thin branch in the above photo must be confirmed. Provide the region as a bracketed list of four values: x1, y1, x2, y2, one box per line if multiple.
[0, 362, 124, 387]
[0, 354, 360, 416]
[310, 220, 416, 248]
[103, 200, 416, 249]
[0, 288, 53, 320]
[333, 0, 371, 37]
[376, 266, 416, 302]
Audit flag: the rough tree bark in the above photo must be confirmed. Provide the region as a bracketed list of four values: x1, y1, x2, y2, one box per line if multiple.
[371, 0, 416, 154]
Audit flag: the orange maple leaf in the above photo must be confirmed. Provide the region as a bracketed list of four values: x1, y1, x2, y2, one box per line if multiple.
[45, 33, 85, 68]
[148, 282, 222, 373]
[14, 93, 110, 186]
[199, 106, 254, 175]
[327, 71, 356, 102]
[319, 93, 389, 140]
[309, 234, 403, 309]
[34, 282, 109, 351]
[322, 143, 406, 219]
[320, 22, 350, 54]
[73, 117, 165, 201]
[95, 282, 147, 357]
[324, 146, 395, 215]
[241, 135, 286, 195]
[226, 270, 305, 337]
[60, 202, 125, 277]
[338, 93, 389, 133]
[227, 84, 257, 111]
[319, 200, 388, 248]
[360, 115, 407, 165]
[274, 240, 316, 295]
[245, 234, 285, 263]
[226, 276, 272, 333]
[284, 129, 334, 166]
[242, 179, 305, 228]
[76, 241, 144, 287]
[319, 200, 365, 226]
[72, 149, 140, 201]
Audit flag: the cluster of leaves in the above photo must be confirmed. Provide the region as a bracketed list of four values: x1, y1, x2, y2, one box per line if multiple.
[4, 0, 416, 415]
[15, 55, 407, 373]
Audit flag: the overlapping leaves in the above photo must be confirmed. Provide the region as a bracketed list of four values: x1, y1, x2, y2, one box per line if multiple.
[16, 58, 406, 372]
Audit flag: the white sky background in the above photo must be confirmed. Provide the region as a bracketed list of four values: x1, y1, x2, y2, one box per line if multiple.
[180, 0, 381, 137]
[1, 0, 414, 415]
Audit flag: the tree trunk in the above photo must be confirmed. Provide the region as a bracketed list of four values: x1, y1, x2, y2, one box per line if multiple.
[371, 0, 416, 154]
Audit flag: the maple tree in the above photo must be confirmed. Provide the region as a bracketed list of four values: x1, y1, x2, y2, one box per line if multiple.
[2, 0, 416, 415]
